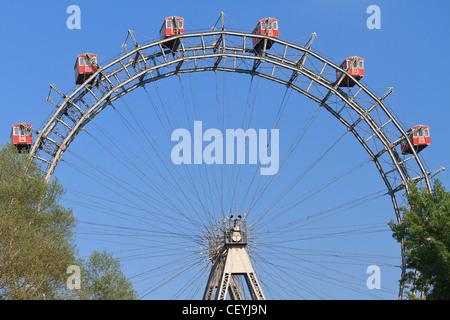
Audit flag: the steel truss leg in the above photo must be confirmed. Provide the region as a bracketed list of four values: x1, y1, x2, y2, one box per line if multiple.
[203, 245, 265, 300]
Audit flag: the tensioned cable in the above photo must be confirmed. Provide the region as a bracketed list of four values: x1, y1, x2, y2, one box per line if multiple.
[254, 188, 387, 234]
[258, 258, 393, 300]
[58, 111, 212, 234]
[111, 95, 212, 229]
[242, 101, 322, 216]
[232, 74, 262, 213]
[142, 81, 216, 225]
[74, 123, 205, 232]
[247, 108, 342, 227]
[64, 191, 198, 237]
[235, 84, 294, 216]
[254, 244, 396, 299]
[250, 248, 329, 299]
[229, 74, 262, 215]
[252, 157, 372, 230]
[258, 239, 399, 264]
[138, 253, 203, 299]
[61, 154, 200, 237]
[177, 75, 220, 221]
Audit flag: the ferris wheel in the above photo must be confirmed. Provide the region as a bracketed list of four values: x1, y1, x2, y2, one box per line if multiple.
[15, 13, 444, 299]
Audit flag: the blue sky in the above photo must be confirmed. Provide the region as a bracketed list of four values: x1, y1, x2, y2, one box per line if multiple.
[1, 0, 449, 300]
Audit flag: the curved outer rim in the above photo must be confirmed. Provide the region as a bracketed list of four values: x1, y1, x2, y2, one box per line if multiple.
[30, 29, 442, 298]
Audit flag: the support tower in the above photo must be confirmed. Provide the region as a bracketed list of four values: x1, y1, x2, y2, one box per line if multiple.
[203, 215, 265, 300]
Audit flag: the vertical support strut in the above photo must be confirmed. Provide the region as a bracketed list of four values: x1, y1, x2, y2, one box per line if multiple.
[202, 216, 265, 300]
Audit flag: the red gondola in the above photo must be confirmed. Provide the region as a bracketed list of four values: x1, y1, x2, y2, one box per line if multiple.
[400, 125, 431, 155]
[160, 16, 184, 51]
[74, 53, 98, 85]
[336, 56, 364, 87]
[11, 123, 32, 152]
[252, 17, 279, 51]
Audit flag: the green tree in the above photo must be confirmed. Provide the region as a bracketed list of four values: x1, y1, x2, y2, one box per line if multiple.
[78, 249, 137, 300]
[0, 143, 78, 299]
[0, 144, 138, 300]
[389, 179, 450, 300]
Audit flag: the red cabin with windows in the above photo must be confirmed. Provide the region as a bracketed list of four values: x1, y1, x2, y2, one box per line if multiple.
[74, 53, 98, 85]
[11, 123, 32, 152]
[252, 18, 279, 51]
[336, 56, 365, 87]
[401, 125, 431, 155]
[160, 16, 184, 51]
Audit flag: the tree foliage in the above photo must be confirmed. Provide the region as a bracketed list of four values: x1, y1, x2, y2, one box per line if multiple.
[0, 143, 77, 299]
[0, 144, 138, 300]
[78, 250, 137, 300]
[389, 179, 450, 300]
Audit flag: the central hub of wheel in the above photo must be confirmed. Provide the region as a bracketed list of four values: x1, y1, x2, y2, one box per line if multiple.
[224, 215, 247, 245]
[201, 214, 249, 264]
